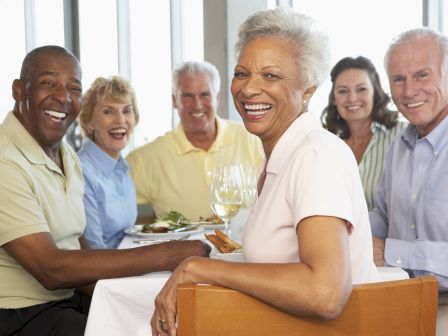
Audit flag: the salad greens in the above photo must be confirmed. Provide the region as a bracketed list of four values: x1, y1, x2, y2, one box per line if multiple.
[142, 211, 188, 233]
[158, 211, 186, 224]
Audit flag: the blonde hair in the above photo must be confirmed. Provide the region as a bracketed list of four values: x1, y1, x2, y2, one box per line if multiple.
[79, 76, 140, 137]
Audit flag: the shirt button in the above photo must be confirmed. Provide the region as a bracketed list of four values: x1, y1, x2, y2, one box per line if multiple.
[396, 258, 402, 265]
[410, 224, 415, 229]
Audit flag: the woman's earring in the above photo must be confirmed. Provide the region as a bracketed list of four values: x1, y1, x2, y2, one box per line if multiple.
[302, 99, 308, 112]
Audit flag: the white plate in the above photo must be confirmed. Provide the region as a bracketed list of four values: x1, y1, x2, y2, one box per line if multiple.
[125, 226, 203, 240]
[199, 223, 226, 230]
[186, 220, 225, 230]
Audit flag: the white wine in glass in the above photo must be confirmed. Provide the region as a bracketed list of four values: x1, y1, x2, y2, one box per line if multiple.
[210, 165, 244, 235]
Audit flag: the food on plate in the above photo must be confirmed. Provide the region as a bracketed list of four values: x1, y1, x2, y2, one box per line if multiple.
[139, 210, 224, 233]
[198, 214, 224, 224]
[205, 230, 243, 253]
[141, 211, 187, 233]
[158, 210, 186, 223]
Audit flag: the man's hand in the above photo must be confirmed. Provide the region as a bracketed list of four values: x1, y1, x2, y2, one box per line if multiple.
[372, 237, 385, 266]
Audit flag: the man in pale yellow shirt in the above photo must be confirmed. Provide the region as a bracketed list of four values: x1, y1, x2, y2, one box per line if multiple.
[127, 61, 264, 220]
[0, 46, 210, 336]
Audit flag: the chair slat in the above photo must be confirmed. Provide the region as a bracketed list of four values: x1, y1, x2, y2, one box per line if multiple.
[178, 276, 438, 336]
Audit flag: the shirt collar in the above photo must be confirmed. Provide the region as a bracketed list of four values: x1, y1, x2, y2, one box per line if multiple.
[425, 115, 448, 152]
[267, 112, 320, 175]
[3, 111, 47, 165]
[173, 116, 231, 155]
[370, 121, 388, 134]
[82, 138, 128, 175]
[2, 111, 73, 175]
[401, 115, 448, 152]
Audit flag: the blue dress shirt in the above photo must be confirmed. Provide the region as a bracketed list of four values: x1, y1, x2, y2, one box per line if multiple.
[370, 115, 448, 292]
[78, 139, 137, 248]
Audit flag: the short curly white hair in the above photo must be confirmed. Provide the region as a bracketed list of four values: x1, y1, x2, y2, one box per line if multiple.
[235, 7, 331, 88]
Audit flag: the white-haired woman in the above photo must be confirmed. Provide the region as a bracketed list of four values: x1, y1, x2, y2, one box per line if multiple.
[150, 8, 378, 335]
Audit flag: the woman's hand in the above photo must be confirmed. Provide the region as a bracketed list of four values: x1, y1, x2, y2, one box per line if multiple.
[150, 257, 199, 335]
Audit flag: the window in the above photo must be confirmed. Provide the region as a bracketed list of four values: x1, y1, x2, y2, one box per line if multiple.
[0, 0, 25, 122]
[35, 0, 64, 46]
[0, 0, 65, 123]
[181, 0, 204, 62]
[78, 0, 119, 91]
[77, 0, 204, 148]
[128, 0, 172, 146]
[293, 0, 422, 117]
[128, 0, 204, 147]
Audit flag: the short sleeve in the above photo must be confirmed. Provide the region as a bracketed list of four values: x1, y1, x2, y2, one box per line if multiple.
[287, 146, 355, 230]
[0, 160, 49, 245]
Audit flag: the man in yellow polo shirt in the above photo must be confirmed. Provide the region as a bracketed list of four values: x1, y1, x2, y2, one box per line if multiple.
[126, 61, 264, 220]
[0, 46, 209, 336]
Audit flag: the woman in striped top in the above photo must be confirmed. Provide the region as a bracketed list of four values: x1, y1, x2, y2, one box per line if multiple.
[321, 56, 407, 210]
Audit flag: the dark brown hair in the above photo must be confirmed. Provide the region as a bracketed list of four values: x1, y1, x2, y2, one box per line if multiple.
[321, 56, 398, 139]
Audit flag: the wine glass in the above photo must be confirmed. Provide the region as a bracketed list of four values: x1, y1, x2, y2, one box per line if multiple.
[210, 164, 244, 235]
[240, 164, 259, 208]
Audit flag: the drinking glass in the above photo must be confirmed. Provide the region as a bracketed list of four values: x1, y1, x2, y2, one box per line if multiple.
[240, 164, 259, 208]
[210, 165, 244, 235]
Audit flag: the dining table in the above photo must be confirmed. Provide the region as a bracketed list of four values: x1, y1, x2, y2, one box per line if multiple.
[84, 212, 410, 336]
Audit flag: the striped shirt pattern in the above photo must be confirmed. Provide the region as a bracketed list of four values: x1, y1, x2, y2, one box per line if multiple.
[359, 121, 407, 210]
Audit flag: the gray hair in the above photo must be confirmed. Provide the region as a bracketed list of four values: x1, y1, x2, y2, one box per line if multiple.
[171, 61, 221, 95]
[235, 7, 330, 88]
[384, 27, 448, 76]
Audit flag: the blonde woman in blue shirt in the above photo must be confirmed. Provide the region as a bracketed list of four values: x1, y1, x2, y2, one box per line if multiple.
[321, 56, 407, 210]
[78, 76, 138, 248]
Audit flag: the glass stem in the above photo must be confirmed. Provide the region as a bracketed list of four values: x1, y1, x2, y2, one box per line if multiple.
[224, 218, 231, 236]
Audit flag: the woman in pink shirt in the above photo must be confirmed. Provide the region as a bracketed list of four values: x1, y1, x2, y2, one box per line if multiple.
[151, 8, 378, 335]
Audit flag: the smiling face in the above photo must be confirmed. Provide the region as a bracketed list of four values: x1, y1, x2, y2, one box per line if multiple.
[173, 73, 218, 138]
[87, 96, 135, 159]
[387, 36, 448, 137]
[333, 68, 374, 126]
[231, 36, 315, 152]
[13, 51, 82, 152]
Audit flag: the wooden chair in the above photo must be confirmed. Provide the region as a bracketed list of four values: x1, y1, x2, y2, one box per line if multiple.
[177, 276, 438, 336]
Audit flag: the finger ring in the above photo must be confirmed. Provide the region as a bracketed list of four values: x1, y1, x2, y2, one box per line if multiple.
[159, 319, 167, 329]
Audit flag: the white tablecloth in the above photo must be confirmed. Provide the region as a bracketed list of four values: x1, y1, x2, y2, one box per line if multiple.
[85, 263, 408, 336]
[85, 271, 169, 336]
[85, 208, 410, 335]
[85, 225, 226, 336]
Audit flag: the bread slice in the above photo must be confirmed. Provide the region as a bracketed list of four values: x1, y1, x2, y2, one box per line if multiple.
[205, 230, 242, 253]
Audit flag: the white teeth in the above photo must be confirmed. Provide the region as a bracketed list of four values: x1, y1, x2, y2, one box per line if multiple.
[247, 110, 268, 116]
[244, 104, 272, 110]
[346, 106, 360, 111]
[110, 128, 126, 134]
[192, 112, 205, 118]
[44, 110, 66, 119]
[407, 101, 425, 108]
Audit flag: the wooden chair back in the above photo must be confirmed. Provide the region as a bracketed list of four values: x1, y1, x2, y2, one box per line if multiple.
[178, 276, 438, 336]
